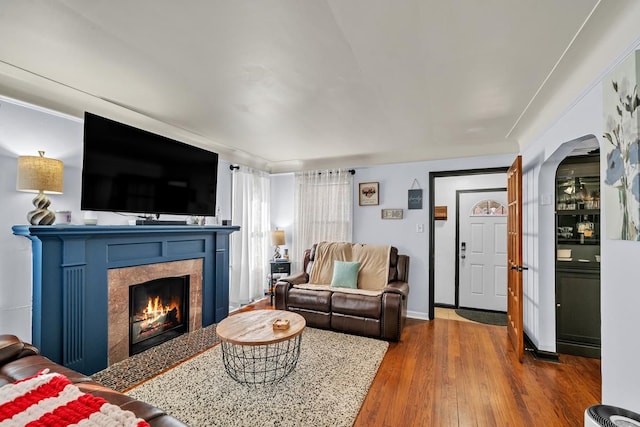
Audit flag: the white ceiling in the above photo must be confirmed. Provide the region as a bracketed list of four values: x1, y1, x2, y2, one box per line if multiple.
[0, 1, 637, 172]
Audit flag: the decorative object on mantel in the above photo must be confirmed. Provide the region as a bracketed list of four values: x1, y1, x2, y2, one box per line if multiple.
[83, 211, 98, 226]
[603, 49, 640, 240]
[408, 179, 423, 210]
[381, 208, 403, 219]
[359, 182, 379, 206]
[271, 228, 285, 260]
[16, 151, 64, 225]
[434, 206, 448, 220]
[55, 210, 72, 225]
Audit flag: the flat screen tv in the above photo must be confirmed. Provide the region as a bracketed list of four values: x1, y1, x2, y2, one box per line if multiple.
[81, 112, 218, 217]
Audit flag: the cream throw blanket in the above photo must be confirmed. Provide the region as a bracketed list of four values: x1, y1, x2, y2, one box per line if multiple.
[308, 242, 390, 291]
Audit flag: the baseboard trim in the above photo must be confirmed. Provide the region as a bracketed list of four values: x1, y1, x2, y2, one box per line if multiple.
[407, 310, 430, 320]
[556, 340, 601, 359]
[524, 332, 560, 362]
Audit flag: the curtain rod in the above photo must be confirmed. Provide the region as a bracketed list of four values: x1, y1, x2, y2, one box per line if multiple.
[230, 165, 355, 175]
[318, 169, 355, 175]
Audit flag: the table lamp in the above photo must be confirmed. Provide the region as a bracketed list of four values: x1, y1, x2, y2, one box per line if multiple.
[16, 151, 64, 225]
[271, 229, 285, 260]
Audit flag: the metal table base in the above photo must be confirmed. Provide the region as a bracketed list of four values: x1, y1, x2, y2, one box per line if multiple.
[221, 333, 302, 385]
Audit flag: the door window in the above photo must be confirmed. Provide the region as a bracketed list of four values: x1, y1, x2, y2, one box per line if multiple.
[470, 199, 506, 216]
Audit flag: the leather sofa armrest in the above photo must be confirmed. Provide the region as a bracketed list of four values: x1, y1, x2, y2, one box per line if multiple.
[383, 281, 409, 298]
[0, 335, 39, 365]
[274, 272, 309, 310]
[278, 271, 309, 286]
[274, 280, 291, 310]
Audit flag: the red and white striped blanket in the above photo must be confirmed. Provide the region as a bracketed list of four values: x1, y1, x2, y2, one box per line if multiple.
[0, 370, 150, 427]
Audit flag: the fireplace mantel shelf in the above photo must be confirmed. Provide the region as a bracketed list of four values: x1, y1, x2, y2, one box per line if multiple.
[13, 224, 239, 236]
[13, 224, 240, 375]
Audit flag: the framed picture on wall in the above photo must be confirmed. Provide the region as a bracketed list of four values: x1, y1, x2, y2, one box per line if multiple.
[408, 189, 423, 209]
[381, 209, 403, 219]
[359, 182, 379, 206]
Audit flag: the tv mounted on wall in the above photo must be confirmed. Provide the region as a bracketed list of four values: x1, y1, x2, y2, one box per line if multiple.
[81, 112, 218, 219]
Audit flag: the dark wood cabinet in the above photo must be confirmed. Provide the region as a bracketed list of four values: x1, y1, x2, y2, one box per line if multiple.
[555, 267, 601, 358]
[555, 155, 600, 358]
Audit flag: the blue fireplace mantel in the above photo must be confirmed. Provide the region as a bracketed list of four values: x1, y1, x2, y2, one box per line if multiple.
[12, 224, 239, 375]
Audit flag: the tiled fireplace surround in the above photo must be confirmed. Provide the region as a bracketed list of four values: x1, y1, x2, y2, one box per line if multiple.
[107, 259, 203, 365]
[13, 224, 239, 375]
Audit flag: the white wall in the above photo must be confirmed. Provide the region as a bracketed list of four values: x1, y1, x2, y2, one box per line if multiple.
[0, 99, 83, 340]
[353, 159, 514, 318]
[270, 155, 514, 318]
[433, 173, 507, 306]
[270, 173, 294, 261]
[0, 97, 233, 341]
[520, 38, 640, 411]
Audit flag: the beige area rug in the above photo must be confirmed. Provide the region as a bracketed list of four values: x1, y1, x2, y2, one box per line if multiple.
[127, 328, 388, 427]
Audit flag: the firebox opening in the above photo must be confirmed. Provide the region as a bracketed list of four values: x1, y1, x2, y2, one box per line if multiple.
[129, 275, 189, 356]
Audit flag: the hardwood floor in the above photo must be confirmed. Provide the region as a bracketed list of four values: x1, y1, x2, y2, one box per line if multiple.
[251, 299, 601, 426]
[355, 318, 600, 427]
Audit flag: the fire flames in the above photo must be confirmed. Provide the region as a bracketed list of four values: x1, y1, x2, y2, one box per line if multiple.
[136, 295, 181, 332]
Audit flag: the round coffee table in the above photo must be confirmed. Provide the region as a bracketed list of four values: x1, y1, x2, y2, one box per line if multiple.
[216, 309, 306, 385]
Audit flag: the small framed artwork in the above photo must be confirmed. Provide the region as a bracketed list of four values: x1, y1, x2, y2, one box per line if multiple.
[408, 189, 423, 210]
[381, 209, 403, 219]
[359, 182, 379, 206]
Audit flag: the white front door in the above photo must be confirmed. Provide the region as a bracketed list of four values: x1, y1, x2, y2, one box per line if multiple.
[458, 190, 508, 311]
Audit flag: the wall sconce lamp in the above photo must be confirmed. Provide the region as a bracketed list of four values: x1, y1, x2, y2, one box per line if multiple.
[16, 151, 64, 225]
[271, 229, 285, 260]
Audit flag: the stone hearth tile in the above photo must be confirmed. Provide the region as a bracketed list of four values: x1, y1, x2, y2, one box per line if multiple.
[92, 323, 219, 392]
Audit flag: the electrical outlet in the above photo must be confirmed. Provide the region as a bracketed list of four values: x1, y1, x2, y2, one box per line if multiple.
[416, 224, 424, 233]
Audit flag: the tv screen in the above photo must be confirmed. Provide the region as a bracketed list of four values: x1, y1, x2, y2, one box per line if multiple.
[81, 112, 218, 216]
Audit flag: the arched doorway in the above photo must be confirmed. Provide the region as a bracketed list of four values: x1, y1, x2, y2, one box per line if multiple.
[537, 134, 601, 359]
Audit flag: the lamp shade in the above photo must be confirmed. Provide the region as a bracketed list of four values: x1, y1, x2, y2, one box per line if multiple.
[271, 229, 285, 246]
[17, 151, 64, 194]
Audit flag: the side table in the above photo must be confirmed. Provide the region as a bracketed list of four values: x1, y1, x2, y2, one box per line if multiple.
[269, 260, 291, 304]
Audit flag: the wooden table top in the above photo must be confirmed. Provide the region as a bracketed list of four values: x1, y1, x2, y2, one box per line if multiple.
[216, 310, 306, 346]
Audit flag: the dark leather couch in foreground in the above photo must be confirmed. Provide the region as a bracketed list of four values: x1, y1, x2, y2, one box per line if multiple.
[0, 334, 186, 427]
[275, 243, 409, 341]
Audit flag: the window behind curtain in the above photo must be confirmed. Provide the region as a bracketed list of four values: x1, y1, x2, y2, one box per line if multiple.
[292, 169, 353, 270]
[230, 167, 270, 307]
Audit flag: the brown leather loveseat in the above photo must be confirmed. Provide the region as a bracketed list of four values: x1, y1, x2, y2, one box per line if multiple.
[275, 242, 409, 341]
[0, 334, 186, 426]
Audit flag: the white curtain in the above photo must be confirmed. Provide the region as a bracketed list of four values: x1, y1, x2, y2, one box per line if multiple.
[230, 167, 271, 306]
[292, 169, 353, 270]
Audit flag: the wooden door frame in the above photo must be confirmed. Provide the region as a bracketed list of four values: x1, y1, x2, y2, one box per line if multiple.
[455, 187, 507, 309]
[428, 168, 508, 320]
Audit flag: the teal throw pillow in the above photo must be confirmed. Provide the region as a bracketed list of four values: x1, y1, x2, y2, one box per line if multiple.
[330, 261, 361, 289]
